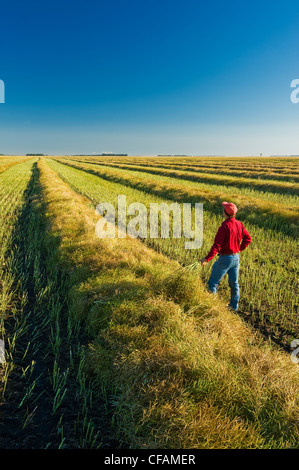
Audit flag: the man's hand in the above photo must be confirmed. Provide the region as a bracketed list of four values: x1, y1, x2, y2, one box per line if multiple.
[200, 257, 208, 267]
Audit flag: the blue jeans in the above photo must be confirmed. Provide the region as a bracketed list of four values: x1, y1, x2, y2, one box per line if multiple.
[208, 254, 240, 311]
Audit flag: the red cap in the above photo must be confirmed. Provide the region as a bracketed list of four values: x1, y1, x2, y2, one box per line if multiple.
[222, 201, 238, 216]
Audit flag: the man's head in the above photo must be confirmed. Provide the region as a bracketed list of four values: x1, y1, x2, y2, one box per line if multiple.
[222, 201, 238, 218]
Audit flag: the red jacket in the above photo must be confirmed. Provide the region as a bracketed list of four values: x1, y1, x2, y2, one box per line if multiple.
[205, 218, 251, 262]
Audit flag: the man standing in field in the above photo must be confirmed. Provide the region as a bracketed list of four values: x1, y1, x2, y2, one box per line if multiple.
[200, 201, 252, 311]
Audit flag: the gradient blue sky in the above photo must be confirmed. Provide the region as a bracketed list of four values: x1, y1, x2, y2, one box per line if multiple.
[1, 0, 299, 155]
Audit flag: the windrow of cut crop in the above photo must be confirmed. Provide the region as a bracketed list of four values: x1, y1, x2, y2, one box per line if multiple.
[46, 158, 298, 360]
[132, 157, 299, 173]
[72, 157, 299, 184]
[0, 157, 33, 176]
[38, 156, 299, 449]
[52, 157, 299, 239]
[74, 160, 299, 198]
[60, 157, 299, 208]
[67, 155, 299, 179]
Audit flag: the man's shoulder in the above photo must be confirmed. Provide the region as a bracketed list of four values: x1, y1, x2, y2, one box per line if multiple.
[225, 218, 245, 229]
[231, 217, 244, 226]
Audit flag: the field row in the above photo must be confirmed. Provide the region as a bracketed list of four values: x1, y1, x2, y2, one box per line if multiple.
[1, 156, 299, 448]
[0, 158, 35, 318]
[66, 155, 299, 181]
[38, 158, 299, 448]
[0, 156, 32, 175]
[0, 159, 111, 448]
[83, 160, 299, 183]
[54, 158, 299, 238]
[72, 160, 299, 199]
[48, 158, 299, 348]
[0, 159, 37, 414]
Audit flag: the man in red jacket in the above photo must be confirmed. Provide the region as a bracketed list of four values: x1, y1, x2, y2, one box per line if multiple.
[200, 201, 251, 311]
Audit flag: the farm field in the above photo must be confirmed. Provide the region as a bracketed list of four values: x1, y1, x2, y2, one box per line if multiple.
[0, 155, 298, 449]
[51, 156, 299, 345]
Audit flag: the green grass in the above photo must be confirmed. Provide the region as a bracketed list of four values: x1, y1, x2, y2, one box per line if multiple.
[0, 159, 36, 400]
[0, 161, 107, 448]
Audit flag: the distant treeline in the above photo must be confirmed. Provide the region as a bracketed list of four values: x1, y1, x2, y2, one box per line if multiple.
[26, 153, 47, 156]
[102, 153, 128, 156]
[72, 153, 128, 156]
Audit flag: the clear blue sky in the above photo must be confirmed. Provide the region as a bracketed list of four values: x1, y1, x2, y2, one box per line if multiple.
[1, 0, 299, 155]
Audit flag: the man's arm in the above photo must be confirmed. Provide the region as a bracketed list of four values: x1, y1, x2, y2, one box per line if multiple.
[240, 226, 251, 252]
[200, 225, 226, 265]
